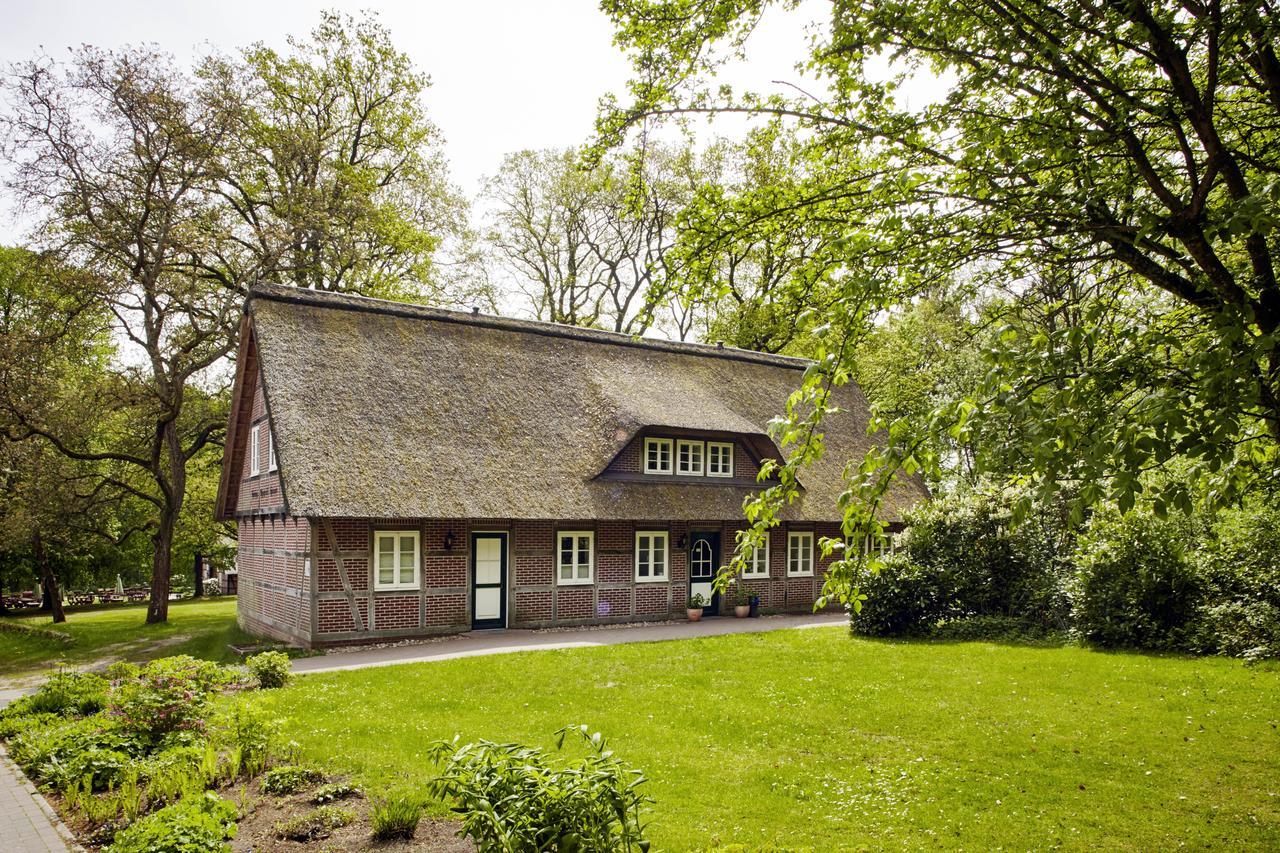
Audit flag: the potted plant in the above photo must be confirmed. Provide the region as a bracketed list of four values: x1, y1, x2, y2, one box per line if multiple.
[733, 586, 751, 618]
[686, 593, 706, 622]
[748, 591, 761, 617]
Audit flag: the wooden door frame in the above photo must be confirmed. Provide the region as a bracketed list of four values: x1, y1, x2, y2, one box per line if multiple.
[470, 531, 508, 630]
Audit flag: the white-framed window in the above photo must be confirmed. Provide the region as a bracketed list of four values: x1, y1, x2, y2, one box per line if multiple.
[676, 439, 704, 476]
[635, 531, 669, 581]
[742, 531, 770, 578]
[267, 428, 277, 472]
[374, 530, 420, 591]
[249, 424, 261, 477]
[643, 438, 673, 474]
[557, 531, 594, 585]
[787, 531, 814, 577]
[707, 441, 734, 477]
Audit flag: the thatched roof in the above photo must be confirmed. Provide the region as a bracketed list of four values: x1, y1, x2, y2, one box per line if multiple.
[219, 284, 928, 522]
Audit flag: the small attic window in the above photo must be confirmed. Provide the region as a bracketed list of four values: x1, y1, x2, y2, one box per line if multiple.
[707, 442, 734, 477]
[249, 424, 261, 477]
[676, 440, 704, 476]
[643, 438, 672, 475]
[267, 429, 277, 472]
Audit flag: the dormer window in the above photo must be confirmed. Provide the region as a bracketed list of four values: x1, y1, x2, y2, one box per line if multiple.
[707, 442, 734, 477]
[643, 438, 673, 474]
[676, 440, 704, 476]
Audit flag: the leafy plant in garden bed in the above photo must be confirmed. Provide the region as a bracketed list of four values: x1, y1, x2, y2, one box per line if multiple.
[428, 724, 650, 851]
[0, 654, 293, 849]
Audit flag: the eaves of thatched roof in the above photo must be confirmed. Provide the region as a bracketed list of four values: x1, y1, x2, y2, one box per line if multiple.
[218, 284, 928, 523]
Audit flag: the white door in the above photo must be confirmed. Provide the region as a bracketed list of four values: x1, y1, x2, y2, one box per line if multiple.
[472, 534, 506, 628]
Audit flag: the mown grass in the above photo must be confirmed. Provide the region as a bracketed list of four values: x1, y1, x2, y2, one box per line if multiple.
[0, 597, 251, 680]
[249, 627, 1280, 851]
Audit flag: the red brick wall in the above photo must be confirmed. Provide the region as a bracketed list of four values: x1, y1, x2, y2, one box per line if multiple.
[236, 516, 312, 644]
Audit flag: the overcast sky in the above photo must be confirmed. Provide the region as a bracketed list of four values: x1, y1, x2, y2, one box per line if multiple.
[0, 0, 819, 203]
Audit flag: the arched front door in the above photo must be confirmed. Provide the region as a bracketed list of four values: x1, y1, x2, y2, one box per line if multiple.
[688, 531, 721, 616]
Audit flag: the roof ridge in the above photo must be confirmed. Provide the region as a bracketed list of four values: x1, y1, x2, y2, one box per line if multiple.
[247, 282, 813, 370]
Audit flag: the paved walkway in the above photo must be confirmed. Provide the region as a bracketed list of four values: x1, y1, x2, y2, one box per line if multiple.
[294, 612, 846, 674]
[0, 698, 76, 853]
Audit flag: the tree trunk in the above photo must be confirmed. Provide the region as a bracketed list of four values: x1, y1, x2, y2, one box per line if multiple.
[32, 530, 65, 624]
[146, 510, 175, 624]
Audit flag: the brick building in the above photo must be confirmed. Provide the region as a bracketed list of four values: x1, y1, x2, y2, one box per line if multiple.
[214, 284, 927, 647]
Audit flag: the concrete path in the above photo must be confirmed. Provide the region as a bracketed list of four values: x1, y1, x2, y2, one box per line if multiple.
[294, 612, 846, 675]
[0, 697, 77, 853]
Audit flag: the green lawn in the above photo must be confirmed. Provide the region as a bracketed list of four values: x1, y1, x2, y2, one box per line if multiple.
[0, 598, 250, 681]
[248, 627, 1280, 851]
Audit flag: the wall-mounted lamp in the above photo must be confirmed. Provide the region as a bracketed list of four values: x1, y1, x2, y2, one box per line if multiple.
[443, 531, 456, 551]
[676, 534, 687, 549]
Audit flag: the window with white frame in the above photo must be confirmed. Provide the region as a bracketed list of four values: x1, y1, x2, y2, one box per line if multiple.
[787, 531, 814, 577]
[643, 438, 673, 474]
[374, 530, 420, 590]
[267, 429, 277, 472]
[557, 531, 594, 585]
[676, 440, 704, 476]
[249, 424, 261, 477]
[707, 441, 734, 477]
[742, 531, 770, 578]
[635, 531, 669, 581]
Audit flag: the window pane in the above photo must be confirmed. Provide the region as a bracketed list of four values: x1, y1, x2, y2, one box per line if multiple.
[379, 536, 394, 553]
[379, 551, 394, 570]
[379, 567, 394, 585]
[560, 564, 572, 580]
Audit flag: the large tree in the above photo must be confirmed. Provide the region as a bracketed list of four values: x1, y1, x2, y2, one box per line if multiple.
[209, 11, 468, 299]
[485, 143, 697, 334]
[600, 0, 1280, 603]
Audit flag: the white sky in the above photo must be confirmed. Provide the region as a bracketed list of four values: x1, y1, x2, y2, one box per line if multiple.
[0, 0, 819, 203]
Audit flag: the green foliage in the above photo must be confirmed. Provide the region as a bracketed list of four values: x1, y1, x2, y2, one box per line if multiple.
[261, 764, 323, 796]
[245, 651, 291, 689]
[106, 791, 237, 853]
[310, 782, 359, 804]
[25, 670, 109, 717]
[369, 796, 422, 841]
[272, 805, 354, 842]
[427, 725, 650, 852]
[598, 0, 1280, 605]
[1071, 512, 1205, 650]
[107, 656, 230, 741]
[847, 554, 943, 637]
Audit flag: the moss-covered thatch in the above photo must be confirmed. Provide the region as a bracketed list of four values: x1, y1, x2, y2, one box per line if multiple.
[223, 284, 927, 522]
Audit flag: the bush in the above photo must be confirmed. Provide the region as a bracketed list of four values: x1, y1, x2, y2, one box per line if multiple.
[370, 796, 422, 841]
[899, 485, 1074, 628]
[848, 554, 942, 637]
[11, 716, 146, 786]
[1193, 600, 1280, 661]
[108, 656, 229, 741]
[261, 764, 323, 795]
[273, 805, 354, 841]
[245, 651, 291, 690]
[428, 725, 649, 852]
[212, 704, 279, 780]
[202, 578, 222, 597]
[24, 671, 109, 717]
[1072, 512, 1204, 650]
[106, 791, 237, 853]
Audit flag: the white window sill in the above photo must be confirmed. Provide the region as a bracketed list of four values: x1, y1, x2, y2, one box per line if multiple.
[634, 575, 669, 583]
[786, 572, 814, 578]
[556, 577, 595, 586]
[374, 584, 420, 592]
[741, 573, 770, 580]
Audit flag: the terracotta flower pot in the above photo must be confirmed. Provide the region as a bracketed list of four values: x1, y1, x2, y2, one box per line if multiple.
[687, 607, 704, 622]
[734, 604, 750, 618]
